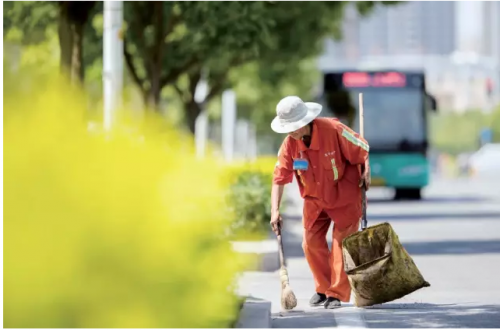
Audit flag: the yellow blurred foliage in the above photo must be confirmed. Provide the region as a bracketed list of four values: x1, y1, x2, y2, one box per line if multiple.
[4, 70, 251, 328]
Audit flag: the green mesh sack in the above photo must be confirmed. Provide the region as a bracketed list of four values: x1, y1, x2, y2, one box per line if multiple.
[342, 222, 430, 307]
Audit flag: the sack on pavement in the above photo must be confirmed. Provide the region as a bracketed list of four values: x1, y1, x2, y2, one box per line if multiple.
[342, 222, 430, 307]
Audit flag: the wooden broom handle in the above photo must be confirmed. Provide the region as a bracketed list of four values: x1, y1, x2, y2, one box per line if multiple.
[277, 233, 286, 268]
[359, 93, 368, 230]
[359, 93, 364, 138]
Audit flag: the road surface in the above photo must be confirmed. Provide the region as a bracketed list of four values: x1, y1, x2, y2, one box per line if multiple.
[237, 175, 500, 328]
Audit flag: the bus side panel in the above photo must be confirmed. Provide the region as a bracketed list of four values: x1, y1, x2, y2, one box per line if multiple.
[368, 153, 430, 188]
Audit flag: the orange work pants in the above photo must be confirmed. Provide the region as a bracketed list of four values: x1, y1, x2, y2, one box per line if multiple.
[302, 211, 359, 302]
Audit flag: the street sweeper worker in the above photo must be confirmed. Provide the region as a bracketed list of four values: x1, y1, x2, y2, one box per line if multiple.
[269, 96, 370, 309]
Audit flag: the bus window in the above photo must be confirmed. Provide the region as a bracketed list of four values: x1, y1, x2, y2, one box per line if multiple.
[322, 71, 429, 151]
[324, 88, 426, 150]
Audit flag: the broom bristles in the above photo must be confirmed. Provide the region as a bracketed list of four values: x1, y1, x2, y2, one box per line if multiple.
[279, 267, 297, 310]
[281, 284, 297, 310]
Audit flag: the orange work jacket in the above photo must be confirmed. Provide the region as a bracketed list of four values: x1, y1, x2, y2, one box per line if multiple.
[273, 118, 369, 231]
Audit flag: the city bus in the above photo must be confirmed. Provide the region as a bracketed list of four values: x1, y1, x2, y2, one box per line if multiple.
[321, 70, 437, 200]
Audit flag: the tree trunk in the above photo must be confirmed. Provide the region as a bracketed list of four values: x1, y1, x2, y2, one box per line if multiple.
[58, 8, 84, 85]
[142, 90, 150, 109]
[151, 1, 164, 111]
[185, 100, 202, 134]
[58, 10, 73, 77]
[149, 68, 162, 110]
[71, 22, 85, 84]
[143, 85, 162, 111]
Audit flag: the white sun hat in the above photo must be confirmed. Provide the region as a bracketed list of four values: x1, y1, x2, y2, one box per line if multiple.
[270, 96, 323, 133]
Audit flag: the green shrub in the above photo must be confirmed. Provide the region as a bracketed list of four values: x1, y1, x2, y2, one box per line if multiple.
[227, 170, 273, 238]
[4, 70, 250, 328]
[429, 108, 500, 154]
[224, 157, 283, 240]
[491, 107, 500, 143]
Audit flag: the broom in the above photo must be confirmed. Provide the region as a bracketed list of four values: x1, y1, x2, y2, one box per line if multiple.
[277, 230, 297, 310]
[359, 93, 368, 230]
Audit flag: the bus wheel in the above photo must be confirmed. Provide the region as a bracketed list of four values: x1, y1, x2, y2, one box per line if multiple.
[394, 188, 422, 200]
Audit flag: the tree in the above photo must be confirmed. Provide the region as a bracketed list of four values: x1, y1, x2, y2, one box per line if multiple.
[3, 1, 57, 45]
[226, 59, 322, 151]
[57, 1, 97, 84]
[123, 1, 272, 112]
[127, 1, 402, 133]
[171, 52, 256, 133]
[231, 1, 404, 132]
[4, 1, 99, 84]
[172, 1, 345, 133]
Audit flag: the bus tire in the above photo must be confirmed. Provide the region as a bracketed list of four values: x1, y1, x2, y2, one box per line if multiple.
[394, 188, 422, 200]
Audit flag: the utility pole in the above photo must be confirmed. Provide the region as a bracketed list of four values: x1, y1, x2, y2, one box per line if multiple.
[194, 71, 209, 159]
[103, 1, 123, 130]
[222, 90, 236, 162]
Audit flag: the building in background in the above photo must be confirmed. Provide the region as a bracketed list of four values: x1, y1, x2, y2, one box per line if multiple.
[320, 1, 499, 113]
[482, 1, 500, 64]
[326, 1, 456, 60]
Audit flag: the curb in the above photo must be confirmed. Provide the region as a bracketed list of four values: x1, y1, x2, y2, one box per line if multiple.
[235, 296, 272, 328]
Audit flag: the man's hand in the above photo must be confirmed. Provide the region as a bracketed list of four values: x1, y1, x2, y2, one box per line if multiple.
[270, 210, 283, 236]
[359, 160, 371, 191]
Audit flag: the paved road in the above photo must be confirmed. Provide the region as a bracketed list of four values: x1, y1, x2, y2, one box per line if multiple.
[237, 175, 500, 328]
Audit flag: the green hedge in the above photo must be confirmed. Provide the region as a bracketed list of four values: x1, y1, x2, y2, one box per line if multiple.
[228, 170, 273, 238]
[224, 157, 281, 240]
[429, 107, 500, 155]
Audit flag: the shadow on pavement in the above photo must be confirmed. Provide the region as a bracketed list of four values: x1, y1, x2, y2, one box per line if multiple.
[272, 309, 337, 328]
[277, 211, 500, 258]
[271, 238, 500, 260]
[368, 212, 500, 221]
[279, 239, 305, 259]
[271, 303, 500, 328]
[254, 251, 280, 273]
[403, 239, 500, 256]
[361, 303, 500, 328]
[367, 196, 492, 204]
[282, 212, 500, 222]
[280, 236, 500, 259]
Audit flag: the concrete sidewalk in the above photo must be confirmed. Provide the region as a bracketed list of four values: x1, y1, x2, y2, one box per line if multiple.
[237, 178, 500, 328]
[237, 181, 369, 327]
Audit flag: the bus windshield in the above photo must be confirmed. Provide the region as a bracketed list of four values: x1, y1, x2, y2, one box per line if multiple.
[324, 88, 426, 150]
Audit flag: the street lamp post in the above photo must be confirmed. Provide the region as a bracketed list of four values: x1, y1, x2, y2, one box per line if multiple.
[222, 90, 236, 162]
[194, 72, 209, 159]
[103, 1, 123, 130]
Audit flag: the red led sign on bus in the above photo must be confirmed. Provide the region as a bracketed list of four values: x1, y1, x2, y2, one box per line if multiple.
[342, 72, 407, 88]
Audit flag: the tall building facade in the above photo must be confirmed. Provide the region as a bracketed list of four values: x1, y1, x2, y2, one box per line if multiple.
[482, 1, 500, 65]
[325, 1, 457, 60]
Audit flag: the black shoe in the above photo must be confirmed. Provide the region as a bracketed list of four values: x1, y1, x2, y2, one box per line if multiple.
[324, 297, 341, 309]
[309, 292, 327, 306]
